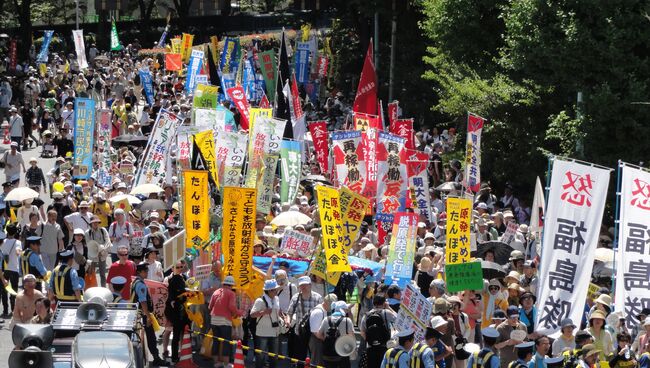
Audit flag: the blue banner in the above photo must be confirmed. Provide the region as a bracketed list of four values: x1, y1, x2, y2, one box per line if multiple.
[139, 68, 154, 106]
[295, 41, 311, 84]
[219, 37, 240, 74]
[243, 57, 257, 101]
[219, 73, 236, 102]
[185, 50, 204, 93]
[216, 105, 237, 131]
[72, 98, 96, 179]
[37, 30, 54, 63]
[306, 80, 320, 105]
[157, 26, 169, 48]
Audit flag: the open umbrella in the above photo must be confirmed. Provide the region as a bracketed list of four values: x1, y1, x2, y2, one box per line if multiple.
[436, 181, 461, 192]
[301, 174, 330, 185]
[472, 241, 514, 266]
[481, 260, 506, 280]
[4, 187, 39, 202]
[139, 199, 168, 212]
[270, 210, 312, 227]
[112, 134, 149, 146]
[108, 194, 142, 205]
[130, 183, 164, 195]
[594, 247, 614, 263]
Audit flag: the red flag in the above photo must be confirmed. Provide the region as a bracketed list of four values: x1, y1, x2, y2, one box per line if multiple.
[165, 53, 182, 71]
[308, 121, 329, 174]
[316, 56, 329, 80]
[387, 101, 399, 132]
[353, 42, 377, 115]
[290, 73, 304, 120]
[392, 118, 415, 150]
[259, 93, 270, 108]
[226, 85, 251, 130]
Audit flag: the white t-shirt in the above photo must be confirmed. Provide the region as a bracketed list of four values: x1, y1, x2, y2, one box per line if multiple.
[64, 212, 92, 233]
[108, 221, 134, 253]
[1, 238, 22, 272]
[309, 305, 326, 334]
[146, 260, 164, 282]
[251, 294, 281, 337]
[277, 282, 298, 313]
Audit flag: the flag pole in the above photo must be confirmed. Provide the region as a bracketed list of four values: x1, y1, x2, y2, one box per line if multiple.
[611, 160, 623, 296]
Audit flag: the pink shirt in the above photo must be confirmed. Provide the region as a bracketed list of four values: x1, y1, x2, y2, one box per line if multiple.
[208, 287, 241, 320]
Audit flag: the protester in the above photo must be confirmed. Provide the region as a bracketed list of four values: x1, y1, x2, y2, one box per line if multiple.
[318, 300, 355, 367]
[250, 279, 282, 368]
[10, 273, 44, 327]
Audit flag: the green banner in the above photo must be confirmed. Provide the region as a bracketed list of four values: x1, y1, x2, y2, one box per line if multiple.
[445, 262, 484, 292]
[259, 50, 276, 101]
[111, 21, 123, 51]
[280, 140, 302, 204]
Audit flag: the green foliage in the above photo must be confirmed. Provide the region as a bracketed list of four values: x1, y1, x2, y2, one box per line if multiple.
[544, 110, 585, 157]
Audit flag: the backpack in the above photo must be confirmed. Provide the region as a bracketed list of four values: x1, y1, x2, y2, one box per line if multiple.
[365, 310, 390, 346]
[298, 302, 320, 340]
[323, 316, 346, 357]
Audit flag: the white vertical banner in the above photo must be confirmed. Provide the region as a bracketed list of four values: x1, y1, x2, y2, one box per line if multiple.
[615, 163, 650, 330]
[72, 30, 88, 69]
[535, 158, 610, 336]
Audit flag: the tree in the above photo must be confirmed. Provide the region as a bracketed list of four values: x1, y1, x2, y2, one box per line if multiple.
[11, 0, 33, 61]
[138, 0, 157, 30]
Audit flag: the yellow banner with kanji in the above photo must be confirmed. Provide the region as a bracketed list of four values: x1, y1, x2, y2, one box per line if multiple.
[445, 197, 472, 264]
[243, 266, 266, 301]
[222, 187, 257, 289]
[310, 249, 342, 286]
[210, 36, 219, 66]
[180, 33, 194, 63]
[193, 84, 219, 109]
[316, 186, 351, 272]
[248, 108, 273, 140]
[183, 170, 210, 249]
[339, 187, 369, 253]
[171, 37, 182, 55]
[192, 130, 220, 189]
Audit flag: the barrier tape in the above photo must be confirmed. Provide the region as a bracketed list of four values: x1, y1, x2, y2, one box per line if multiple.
[190, 329, 326, 368]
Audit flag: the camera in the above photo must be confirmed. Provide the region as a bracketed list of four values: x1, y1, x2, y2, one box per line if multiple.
[271, 322, 279, 328]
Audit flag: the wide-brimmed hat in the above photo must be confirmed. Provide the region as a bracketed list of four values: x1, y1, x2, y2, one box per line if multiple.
[263, 279, 280, 291]
[589, 310, 607, 321]
[595, 294, 611, 307]
[223, 276, 236, 286]
[519, 291, 537, 304]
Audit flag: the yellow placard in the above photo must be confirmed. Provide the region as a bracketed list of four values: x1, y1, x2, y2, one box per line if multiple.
[310, 249, 342, 286]
[221, 187, 257, 289]
[339, 187, 369, 253]
[248, 107, 273, 138]
[587, 283, 600, 300]
[193, 84, 220, 109]
[243, 266, 266, 301]
[445, 197, 472, 264]
[180, 33, 194, 64]
[192, 130, 220, 189]
[183, 170, 210, 249]
[171, 37, 182, 55]
[316, 186, 351, 272]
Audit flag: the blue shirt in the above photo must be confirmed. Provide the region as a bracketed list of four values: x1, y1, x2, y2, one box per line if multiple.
[639, 353, 650, 368]
[381, 345, 411, 368]
[48, 264, 82, 291]
[23, 251, 47, 277]
[432, 340, 447, 368]
[410, 344, 435, 368]
[527, 353, 547, 368]
[466, 348, 500, 368]
[134, 277, 149, 302]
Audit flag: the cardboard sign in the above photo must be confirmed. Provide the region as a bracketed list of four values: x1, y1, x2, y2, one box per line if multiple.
[445, 261, 484, 292]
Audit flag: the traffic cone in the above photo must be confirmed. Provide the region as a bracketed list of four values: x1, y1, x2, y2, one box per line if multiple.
[175, 326, 198, 368]
[305, 357, 311, 367]
[233, 340, 245, 368]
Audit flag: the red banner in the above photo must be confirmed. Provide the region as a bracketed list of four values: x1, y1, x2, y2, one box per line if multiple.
[9, 40, 16, 71]
[353, 112, 381, 132]
[352, 42, 377, 115]
[308, 121, 329, 174]
[376, 131, 407, 216]
[387, 101, 399, 132]
[226, 85, 251, 130]
[259, 93, 270, 108]
[392, 118, 415, 150]
[362, 128, 378, 204]
[165, 53, 182, 71]
[317, 55, 329, 80]
[332, 130, 366, 193]
[290, 74, 304, 120]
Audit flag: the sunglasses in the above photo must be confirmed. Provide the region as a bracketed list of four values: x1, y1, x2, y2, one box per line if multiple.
[175, 265, 183, 269]
[489, 286, 500, 290]
[118, 253, 128, 257]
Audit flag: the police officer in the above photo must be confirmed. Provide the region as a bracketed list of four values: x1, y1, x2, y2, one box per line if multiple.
[563, 330, 594, 368]
[410, 327, 442, 368]
[131, 261, 166, 366]
[509, 342, 534, 368]
[20, 236, 47, 291]
[49, 249, 82, 303]
[467, 328, 501, 368]
[382, 328, 415, 368]
[109, 276, 127, 304]
[545, 357, 565, 368]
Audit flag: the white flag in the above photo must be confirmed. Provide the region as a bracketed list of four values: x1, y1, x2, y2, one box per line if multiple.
[535, 158, 610, 336]
[72, 30, 88, 69]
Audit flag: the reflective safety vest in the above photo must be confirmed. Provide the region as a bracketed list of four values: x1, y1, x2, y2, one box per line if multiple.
[113, 293, 123, 303]
[410, 342, 431, 368]
[130, 277, 153, 310]
[52, 264, 76, 300]
[508, 360, 528, 368]
[385, 347, 407, 368]
[471, 349, 495, 368]
[20, 249, 43, 280]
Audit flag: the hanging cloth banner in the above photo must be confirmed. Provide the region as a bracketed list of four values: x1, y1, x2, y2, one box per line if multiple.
[361, 128, 379, 203]
[376, 131, 407, 216]
[36, 30, 54, 63]
[95, 109, 113, 188]
[280, 140, 302, 204]
[316, 186, 351, 273]
[387, 101, 400, 132]
[110, 21, 123, 51]
[316, 55, 329, 81]
[183, 170, 211, 249]
[615, 164, 650, 331]
[445, 197, 472, 264]
[215, 130, 248, 187]
[139, 67, 154, 106]
[72, 98, 95, 179]
[220, 37, 240, 74]
[259, 50, 277, 101]
[385, 213, 418, 287]
[331, 131, 366, 194]
[180, 33, 194, 64]
[226, 85, 251, 130]
[171, 37, 182, 54]
[354, 112, 381, 132]
[465, 113, 485, 193]
[535, 158, 610, 336]
[407, 150, 432, 222]
[308, 121, 329, 174]
[133, 110, 181, 186]
[192, 130, 220, 189]
[177, 126, 201, 171]
[165, 53, 182, 71]
[339, 187, 370, 253]
[221, 187, 257, 289]
[294, 41, 311, 84]
[392, 118, 415, 150]
[185, 50, 205, 93]
[193, 84, 219, 109]
[72, 30, 88, 69]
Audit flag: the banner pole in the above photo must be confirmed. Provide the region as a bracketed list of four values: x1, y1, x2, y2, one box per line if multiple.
[611, 160, 623, 298]
[538, 155, 554, 276]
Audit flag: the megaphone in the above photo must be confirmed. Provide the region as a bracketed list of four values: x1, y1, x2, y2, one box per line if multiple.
[334, 335, 357, 357]
[12, 324, 54, 350]
[8, 346, 53, 368]
[86, 240, 102, 261]
[76, 302, 107, 322]
[455, 342, 481, 360]
[83, 287, 113, 304]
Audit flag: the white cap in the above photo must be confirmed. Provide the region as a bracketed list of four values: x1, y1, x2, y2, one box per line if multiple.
[395, 328, 415, 338]
[298, 276, 311, 286]
[111, 276, 127, 285]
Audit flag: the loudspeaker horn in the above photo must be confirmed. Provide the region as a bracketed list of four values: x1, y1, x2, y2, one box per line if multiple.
[76, 302, 108, 322]
[334, 335, 357, 357]
[8, 347, 53, 368]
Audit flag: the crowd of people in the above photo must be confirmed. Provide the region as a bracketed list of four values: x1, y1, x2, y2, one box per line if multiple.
[0, 28, 642, 368]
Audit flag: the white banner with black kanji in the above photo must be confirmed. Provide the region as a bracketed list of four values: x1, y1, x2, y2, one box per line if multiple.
[615, 164, 650, 330]
[536, 158, 610, 336]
